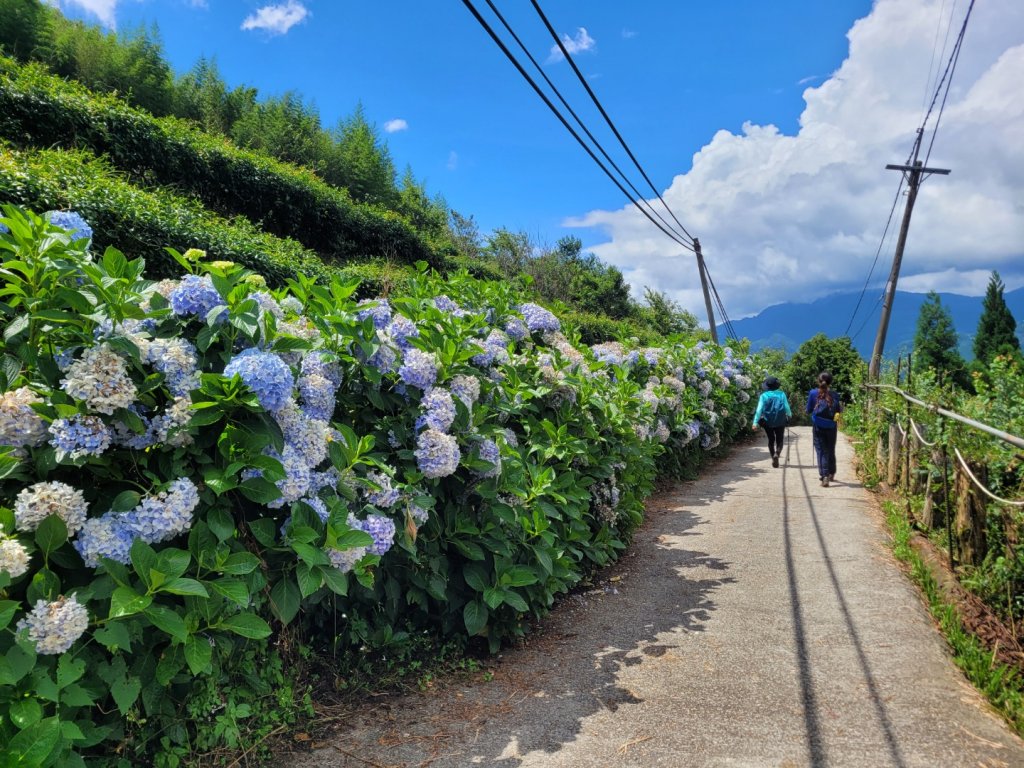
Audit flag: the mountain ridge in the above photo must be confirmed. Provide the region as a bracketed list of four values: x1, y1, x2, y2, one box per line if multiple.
[719, 287, 1024, 360]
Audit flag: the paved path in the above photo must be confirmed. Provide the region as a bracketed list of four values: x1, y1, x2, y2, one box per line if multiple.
[290, 427, 1023, 767]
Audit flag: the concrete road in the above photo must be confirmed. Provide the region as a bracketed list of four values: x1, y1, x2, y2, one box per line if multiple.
[288, 427, 1023, 767]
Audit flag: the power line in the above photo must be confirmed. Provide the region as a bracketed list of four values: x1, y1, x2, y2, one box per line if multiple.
[705, 267, 738, 341]
[459, 0, 696, 253]
[529, 0, 695, 245]
[843, 177, 906, 336]
[480, 0, 692, 250]
[923, 0, 974, 167]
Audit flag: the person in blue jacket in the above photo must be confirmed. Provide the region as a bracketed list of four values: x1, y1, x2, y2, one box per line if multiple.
[751, 375, 792, 467]
[806, 371, 843, 487]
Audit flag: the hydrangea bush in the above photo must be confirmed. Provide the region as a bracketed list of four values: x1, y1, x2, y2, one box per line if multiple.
[0, 207, 759, 765]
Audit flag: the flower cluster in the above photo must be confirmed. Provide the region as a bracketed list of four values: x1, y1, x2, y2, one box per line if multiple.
[0, 534, 30, 578]
[414, 428, 461, 478]
[356, 299, 392, 329]
[518, 303, 560, 333]
[46, 210, 92, 245]
[416, 388, 456, 432]
[61, 344, 137, 415]
[0, 386, 48, 450]
[16, 595, 89, 655]
[49, 414, 112, 458]
[350, 513, 396, 556]
[14, 481, 89, 534]
[398, 348, 439, 391]
[223, 348, 294, 412]
[169, 274, 225, 319]
[473, 438, 502, 478]
[364, 471, 401, 508]
[449, 375, 480, 408]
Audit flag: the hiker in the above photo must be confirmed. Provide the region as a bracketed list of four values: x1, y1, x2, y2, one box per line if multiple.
[806, 371, 842, 487]
[751, 375, 791, 467]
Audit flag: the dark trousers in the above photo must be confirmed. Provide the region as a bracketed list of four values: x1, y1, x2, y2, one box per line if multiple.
[764, 426, 785, 457]
[812, 426, 838, 478]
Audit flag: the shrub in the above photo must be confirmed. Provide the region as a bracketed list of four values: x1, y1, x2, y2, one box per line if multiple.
[0, 59, 438, 268]
[0, 207, 758, 764]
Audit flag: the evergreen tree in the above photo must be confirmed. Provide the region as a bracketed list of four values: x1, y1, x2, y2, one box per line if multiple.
[913, 292, 969, 387]
[325, 104, 398, 205]
[973, 271, 1020, 363]
[784, 334, 865, 420]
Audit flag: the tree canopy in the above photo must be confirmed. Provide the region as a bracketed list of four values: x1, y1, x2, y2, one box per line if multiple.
[974, 271, 1021, 364]
[913, 291, 970, 388]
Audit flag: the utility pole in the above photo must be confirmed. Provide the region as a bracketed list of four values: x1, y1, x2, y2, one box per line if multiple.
[868, 154, 950, 380]
[693, 238, 719, 344]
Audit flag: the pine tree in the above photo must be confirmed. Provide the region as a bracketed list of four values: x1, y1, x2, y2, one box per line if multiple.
[973, 271, 1020, 363]
[913, 292, 969, 387]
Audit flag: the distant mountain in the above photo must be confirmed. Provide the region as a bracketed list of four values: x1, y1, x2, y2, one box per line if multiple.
[719, 288, 1024, 360]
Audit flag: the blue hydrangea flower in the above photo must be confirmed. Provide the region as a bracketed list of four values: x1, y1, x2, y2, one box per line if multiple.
[298, 374, 336, 422]
[45, 210, 92, 246]
[473, 438, 502, 478]
[518, 303, 560, 333]
[356, 299, 392, 329]
[398, 349, 438, 390]
[123, 478, 199, 544]
[266, 444, 312, 509]
[169, 274, 225, 319]
[301, 351, 342, 390]
[504, 317, 529, 342]
[471, 330, 511, 367]
[299, 496, 330, 523]
[386, 315, 419, 351]
[449, 375, 480, 408]
[49, 414, 112, 458]
[414, 428, 461, 479]
[16, 595, 89, 655]
[415, 388, 456, 432]
[145, 338, 201, 397]
[223, 348, 294, 412]
[350, 513, 396, 556]
[367, 341, 398, 373]
[74, 514, 135, 567]
[364, 470, 401, 508]
[309, 468, 341, 494]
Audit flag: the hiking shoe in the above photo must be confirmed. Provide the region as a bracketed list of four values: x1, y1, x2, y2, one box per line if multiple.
[829, 473, 835, 482]
[772, 456, 779, 468]
[821, 477, 830, 487]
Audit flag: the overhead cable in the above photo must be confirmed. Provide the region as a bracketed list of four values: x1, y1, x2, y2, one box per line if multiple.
[460, 0, 695, 253]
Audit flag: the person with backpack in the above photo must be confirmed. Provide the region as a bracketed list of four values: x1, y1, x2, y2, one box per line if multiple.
[806, 371, 843, 487]
[751, 375, 791, 467]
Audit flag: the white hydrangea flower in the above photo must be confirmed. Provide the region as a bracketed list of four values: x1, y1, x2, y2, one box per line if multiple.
[14, 481, 88, 534]
[61, 344, 137, 414]
[17, 595, 90, 655]
[0, 536, 30, 578]
[0, 386, 48, 450]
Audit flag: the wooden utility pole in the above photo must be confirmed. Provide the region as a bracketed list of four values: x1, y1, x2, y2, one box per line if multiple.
[693, 238, 718, 344]
[868, 156, 950, 380]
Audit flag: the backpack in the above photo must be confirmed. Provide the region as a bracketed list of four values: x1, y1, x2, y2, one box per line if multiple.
[761, 393, 788, 428]
[813, 391, 838, 421]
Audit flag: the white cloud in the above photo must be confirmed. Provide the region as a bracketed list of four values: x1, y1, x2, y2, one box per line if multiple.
[622, 28, 637, 40]
[383, 119, 409, 134]
[46, 0, 120, 28]
[548, 27, 596, 63]
[567, 0, 1024, 323]
[241, 0, 309, 36]
[447, 151, 459, 171]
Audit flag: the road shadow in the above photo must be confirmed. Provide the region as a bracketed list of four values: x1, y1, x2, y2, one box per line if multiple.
[289, 445, 760, 767]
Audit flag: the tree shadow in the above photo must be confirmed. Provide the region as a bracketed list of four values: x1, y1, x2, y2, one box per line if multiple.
[291, 448, 759, 768]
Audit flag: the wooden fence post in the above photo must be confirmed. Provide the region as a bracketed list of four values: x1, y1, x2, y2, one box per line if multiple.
[887, 423, 901, 486]
[954, 457, 988, 566]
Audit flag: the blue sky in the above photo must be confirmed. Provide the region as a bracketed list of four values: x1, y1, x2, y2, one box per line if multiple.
[48, 1, 1024, 324]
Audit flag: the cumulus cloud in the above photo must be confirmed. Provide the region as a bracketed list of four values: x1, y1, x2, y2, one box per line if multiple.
[383, 119, 409, 134]
[241, 0, 309, 36]
[46, 0, 119, 28]
[548, 27, 596, 63]
[567, 0, 1024, 321]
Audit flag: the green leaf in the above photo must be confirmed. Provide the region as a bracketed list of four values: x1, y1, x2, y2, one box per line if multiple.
[6, 716, 61, 765]
[9, 698, 43, 729]
[129, 539, 157, 591]
[209, 578, 249, 608]
[463, 563, 490, 593]
[60, 683, 96, 707]
[108, 586, 152, 619]
[463, 600, 488, 636]
[206, 507, 235, 541]
[500, 566, 538, 588]
[295, 562, 321, 598]
[248, 518, 278, 548]
[269, 578, 301, 625]
[292, 542, 331, 568]
[218, 612, 272, 640]
[0, 599, 17, 630]
[35, 515, 68, 557]
[483, 587, 504, 610]
[320, 566, 349, 596]
[56, 654, 86, 689]
[2, 644, 36, 685]
[145, 605, 187, 642]
[155, 549, 191, 582]
[110, 674, 142, 715]
[219, 552, 260, 575]
[26, 569, 60, 603]
[109, 490, 141, 513]
[453, 539, 486, 561]
[501, 589, 529, 613]
[238, 477, 282, 504]
[93, 621, 132, 652]
[160, 578, 208, 597]
[184, 636, 212, 675]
